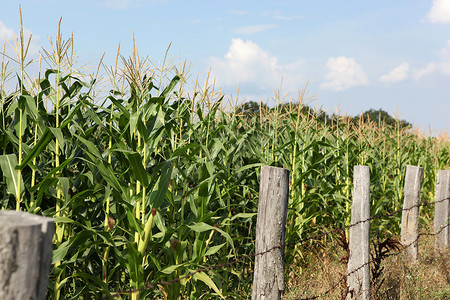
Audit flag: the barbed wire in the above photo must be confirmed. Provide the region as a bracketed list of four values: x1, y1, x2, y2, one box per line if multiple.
[296, 221, 450, 300]
[284, 196, 449, 250]
[100, 196, 450, 299]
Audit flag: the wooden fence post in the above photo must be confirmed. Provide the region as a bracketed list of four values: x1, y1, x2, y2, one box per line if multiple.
[400, 165, 424, 262]
[252, 166, 290, 300]
[347, 165, 370, 300]
[0, 210, 55, 300]
[434, 170, 450, 250]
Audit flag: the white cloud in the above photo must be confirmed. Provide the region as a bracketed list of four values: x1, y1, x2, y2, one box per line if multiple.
[0, 21, 41, 92]
[412, 39, 450, 79]
[320, 56, 368, 91]
[209, 38, 305, 91]
[0, 21, 15, 41]
[425, 0, 450, 23]
[235, 24, 277, 35]
[413, 62, 437, 80]
[379, 63, 410, 84]
[0, 20, 41, 58]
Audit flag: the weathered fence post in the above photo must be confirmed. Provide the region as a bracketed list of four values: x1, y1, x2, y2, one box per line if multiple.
[434, 170, 450, 250]
[0, 210, 55, 300]
[252, 166, 290, 300]
[347, 165, 370, 300]
[400, 165, 424, 262]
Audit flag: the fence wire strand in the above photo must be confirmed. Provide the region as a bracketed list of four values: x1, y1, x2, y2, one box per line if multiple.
[297, 221, 450, 300]
[101, 197, 450, 299]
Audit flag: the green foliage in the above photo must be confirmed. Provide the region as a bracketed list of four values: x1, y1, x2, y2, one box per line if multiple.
[353, 108, 411, 129]
[236, 101, 268, 118]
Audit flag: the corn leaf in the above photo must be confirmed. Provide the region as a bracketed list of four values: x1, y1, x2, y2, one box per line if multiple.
[0, 154, 24, 200]
[193, 272, 224, 299]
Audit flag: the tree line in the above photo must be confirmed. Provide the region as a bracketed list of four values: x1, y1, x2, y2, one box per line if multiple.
[236, 101, 411, 129]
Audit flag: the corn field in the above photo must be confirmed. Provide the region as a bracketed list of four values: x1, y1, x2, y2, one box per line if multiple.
[1, 22, 449, 299]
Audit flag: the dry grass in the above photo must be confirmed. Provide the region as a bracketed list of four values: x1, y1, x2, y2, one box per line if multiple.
[284, 233, 450, 300]
[284, 240, 348, 299]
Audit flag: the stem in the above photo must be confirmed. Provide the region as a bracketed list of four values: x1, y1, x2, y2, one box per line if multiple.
[141, 142, 147, 222]
[135, 128, 141, 243]
[53, 19, 67, 300]
[16, 108, 22, 211]
[102, 108, 113, 283]
[30, 52, 43, 209]
[16, 7, 26, 211]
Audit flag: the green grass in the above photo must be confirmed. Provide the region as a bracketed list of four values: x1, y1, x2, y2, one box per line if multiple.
[0, 18, 449, 299]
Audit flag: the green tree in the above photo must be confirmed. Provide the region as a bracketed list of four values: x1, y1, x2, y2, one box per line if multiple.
[354, 108, 411, 128]
[236, 101, 268, 118]
[275, 102, 331, 124]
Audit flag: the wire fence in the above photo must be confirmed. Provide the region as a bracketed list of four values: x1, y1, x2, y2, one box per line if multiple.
[297, 221, 450, 300]
[101, 197, 450, 299]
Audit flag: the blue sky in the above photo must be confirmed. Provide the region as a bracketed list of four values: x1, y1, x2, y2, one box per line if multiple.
[1, 0, 449, 134]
